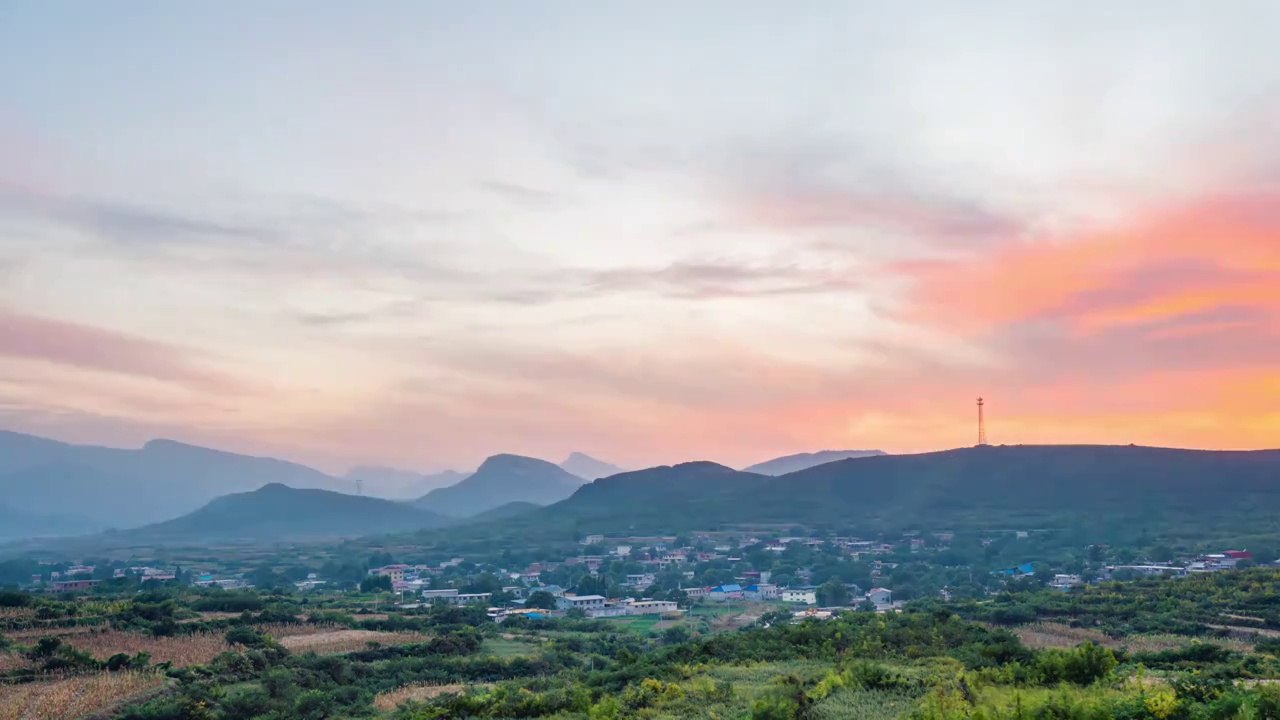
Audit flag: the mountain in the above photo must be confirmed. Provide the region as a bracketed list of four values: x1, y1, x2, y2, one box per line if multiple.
[534, 445, 1280, 537]
[743, 449, 886, 475]
[471, 501, 543, 521]
[413, 454, 585, 517]
[559, 453, 625, 481]
[0, 504, 101, 541]
[125, 484, 451, 541]
[344, 466, 469, 499]
[0, 431, 350, 529]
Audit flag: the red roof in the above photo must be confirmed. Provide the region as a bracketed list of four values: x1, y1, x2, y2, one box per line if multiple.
[1223, 550, 1252, 559]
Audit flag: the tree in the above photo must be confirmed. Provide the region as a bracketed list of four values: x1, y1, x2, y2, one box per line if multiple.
[526, 590, 559, 610]
[816, 579, 850, 607]
[359, 574, 392, 594]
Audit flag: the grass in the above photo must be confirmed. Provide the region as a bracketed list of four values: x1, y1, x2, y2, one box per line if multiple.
[481, 638, 537, 658]
[1011, 622, 1256, 655]
[0, 671, 166, 720]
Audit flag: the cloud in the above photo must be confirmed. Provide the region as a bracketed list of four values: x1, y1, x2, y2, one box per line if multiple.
[478, 180, 563, 206]
[580, 261, 861, 299]
[0, 310, 244, 391]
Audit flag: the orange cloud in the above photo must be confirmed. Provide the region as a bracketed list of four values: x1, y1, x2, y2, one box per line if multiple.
[896, 193, 1280, 338]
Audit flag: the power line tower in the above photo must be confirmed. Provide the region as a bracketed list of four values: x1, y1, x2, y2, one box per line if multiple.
[355, 477, 364, 496]
[977, 397, 988, 446]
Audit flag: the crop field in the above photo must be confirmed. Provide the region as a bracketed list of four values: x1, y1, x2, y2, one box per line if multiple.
[67, 630, 237, 666]
[0, 671, 166, 720]
[276, 629, 430, 654]
[1011, 622, 1256, 654]
[373, 682, 491, 711]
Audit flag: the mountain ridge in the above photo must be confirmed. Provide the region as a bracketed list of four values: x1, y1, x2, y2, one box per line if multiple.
[414, 454, 585, 517]
[743, 449, 887, 475]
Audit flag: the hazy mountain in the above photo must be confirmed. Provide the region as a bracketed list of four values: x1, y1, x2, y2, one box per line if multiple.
[536, 445, 1280, 536]
[0, 504, 102, 541]
[471, 501, 543, 521]
[413, 454, 585, 517]
[0, 431, 349, 529]
[559, 452, 625, 481]
[743, 449, 886, 475]
[344, 465, 469, 499]
[125, 483, 450, 541]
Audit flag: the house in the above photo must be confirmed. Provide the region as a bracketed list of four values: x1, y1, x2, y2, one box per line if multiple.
[503, 586, 527, 599]
[682, 587, 709, 600]
[866, 588, 892, 606]
[536, 585, 567, 597]
[65, 565, 95, 576]
[614, 545, 633, 557]
[1049, 575, 1082, 591]
[625, 573, 656, 588]
[421, 588, 490, 605]
[708, 584, 743, 602]
[369, 566, 407, 582]
[587, 604, 629, 618]
[626, 600, 680, 615]
[742, 584, 779, 601]
[50, 579, 99, 592]
[782, 587, 817, 605]
[1102, 565, 1186, 579]
[556, 594, 607, 611]
[581, 534, 605, 546]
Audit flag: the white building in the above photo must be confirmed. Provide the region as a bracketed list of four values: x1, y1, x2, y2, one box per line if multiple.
[626, 600, 680, 615]
[581, 535, 605, 546]
[866, 588, 892, 606]
[782, 588, 817, 605]
[743, 584, 779, 601]
[683, 587, 709, 600]
[556, 594, 607, 611]
[587, 604, 629, 618]
[421, 588, 492, 606]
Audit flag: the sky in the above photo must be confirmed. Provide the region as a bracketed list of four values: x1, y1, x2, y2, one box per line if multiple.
[1, 1, 1278, 474]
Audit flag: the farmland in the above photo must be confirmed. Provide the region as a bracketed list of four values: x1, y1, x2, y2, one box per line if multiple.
[0, 671, 165, 720]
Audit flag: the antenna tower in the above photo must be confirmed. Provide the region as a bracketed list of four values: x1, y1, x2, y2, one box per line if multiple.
[356, 477, 364, 496]
[977, 397, 988, 446]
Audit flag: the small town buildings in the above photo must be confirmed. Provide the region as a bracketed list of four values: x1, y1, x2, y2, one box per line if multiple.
[581, 534, 605, 546]
[556, 594, 607, 611]
[626, 600, 680, 615]
[709, 584, 743, 602]
[368, 565, 408, 582]
[866, 588, 893, 606]
[50, 579, 99, 592]
[586, 604, 629, 618]
[782, 587, 817, 605]
[682, 587, 709, 600]
[743, 583, 779, 601]
[421, 589, 492, 605]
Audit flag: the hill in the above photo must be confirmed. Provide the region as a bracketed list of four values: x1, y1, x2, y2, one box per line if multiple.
[344, 465, 469, 499]
[559, 452, 625, 481]
[0, 504, 101, 541]
[743, 449, 886, 475]
[125, 484, 451, 541]
[413, 454, 585, 517]
[0, 431, 350, 529]
[470, 501, 543, 521]
[532, 445, 1280, 539]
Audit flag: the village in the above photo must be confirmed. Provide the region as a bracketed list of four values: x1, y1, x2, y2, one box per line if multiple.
[18, 531, 1265, 625]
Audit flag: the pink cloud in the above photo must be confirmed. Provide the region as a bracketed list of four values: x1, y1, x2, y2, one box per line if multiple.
[0, 310, 244, 392]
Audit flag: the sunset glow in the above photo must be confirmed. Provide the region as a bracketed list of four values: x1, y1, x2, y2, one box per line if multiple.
[1, 3, 1277, 473]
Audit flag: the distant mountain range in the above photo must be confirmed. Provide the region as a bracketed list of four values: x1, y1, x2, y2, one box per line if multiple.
[743, 449, 885, 475]
[0, 431, 349, 528]
[559, 452, 625, 481]
[343, 465, 469, 499]
[117, 484, 450, 542]
[529, 445, 1280, 537]
[0, 504, 102, 541]
[413, 454, 587, 517]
